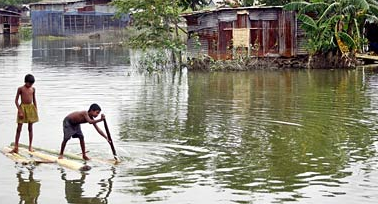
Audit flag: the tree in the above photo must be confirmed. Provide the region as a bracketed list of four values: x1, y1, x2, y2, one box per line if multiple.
[113, 0, 187, 70]
[178, 0, 207, 11]
[284, 0, 378, 67]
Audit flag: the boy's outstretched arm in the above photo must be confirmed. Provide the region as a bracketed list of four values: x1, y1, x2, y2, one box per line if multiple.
[84, 112, 104, 124]
[93, 123, 109, 141]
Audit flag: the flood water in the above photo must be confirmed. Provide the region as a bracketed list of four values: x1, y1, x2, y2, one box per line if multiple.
[1, 36, 378, 204]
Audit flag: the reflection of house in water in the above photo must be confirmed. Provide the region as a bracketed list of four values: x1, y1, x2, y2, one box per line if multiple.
[0, 9, 21, 34]
[182, 6, 306, 60]
[0, 34, 20, 48]
[32, 37, 130, 67]
[30, 0, 130, 36]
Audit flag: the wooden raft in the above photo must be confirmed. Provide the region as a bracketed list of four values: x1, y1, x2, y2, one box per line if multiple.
[18, 147, 91, 171]
[1, 146, 34, 165]
[15, 142, 120, 165]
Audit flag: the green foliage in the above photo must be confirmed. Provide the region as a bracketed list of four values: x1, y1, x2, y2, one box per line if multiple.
[284, 0, 378, 55]
[113, 0, 204, 72]
[18, 26, 32, 41]
[113, 0, 184, 51]
[138, 49, 170, 73]
[178, 0, 207, 11]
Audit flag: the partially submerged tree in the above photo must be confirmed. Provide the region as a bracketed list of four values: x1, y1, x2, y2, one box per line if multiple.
[113, 0, 208, 71]
[284, 0, 378, 68]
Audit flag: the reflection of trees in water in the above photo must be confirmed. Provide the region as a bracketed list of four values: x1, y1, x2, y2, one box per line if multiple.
[118, 69, 376, 196]
[17, 170, 41, 204]
[60, 167, 116, 204]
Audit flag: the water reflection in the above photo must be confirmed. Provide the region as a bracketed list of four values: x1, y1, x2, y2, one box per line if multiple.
[2, 36, 378, 203]
[17, 170, 41, 204]
[60, 167, 116, 204]
[32, 37, 130, 68]
[0, 35, 20, 49]
[118, 69, 378, 202]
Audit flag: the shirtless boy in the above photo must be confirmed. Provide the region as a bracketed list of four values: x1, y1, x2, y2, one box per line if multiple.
[11, 74, 39, 153]
[58, 103, 108, 160]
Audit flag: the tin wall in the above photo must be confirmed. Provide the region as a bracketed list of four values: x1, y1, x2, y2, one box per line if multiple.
[184, 7, 306, 60]
[30, 2, 128, 36]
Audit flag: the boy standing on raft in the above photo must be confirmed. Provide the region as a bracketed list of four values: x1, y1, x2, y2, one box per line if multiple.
[58, 103, 109, 160]
[11, 74, 39, 153]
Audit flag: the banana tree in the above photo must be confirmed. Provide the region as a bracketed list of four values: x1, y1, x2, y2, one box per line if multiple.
[284, 0, 378, 57]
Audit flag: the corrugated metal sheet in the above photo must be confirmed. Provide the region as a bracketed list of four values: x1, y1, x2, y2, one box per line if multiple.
[183, 6, 306, 59]
[219, 21, 232, 59]
[198, 14, 218, 30]
[249, 9, 278, 20]
[278, 10, 295, 57]
[0, 10, 21, 34]
[30, 1, 128, 36]
[95, 5, 117, 14]
[296, 21, 307, 55]
[218, 10, 237, 22]
[65, 2, 86, 12]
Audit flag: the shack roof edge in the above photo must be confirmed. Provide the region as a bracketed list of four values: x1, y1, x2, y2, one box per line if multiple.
[181, 5, 284, 17]
[0, 9, 22, 16]
[30, 0, 86, 6]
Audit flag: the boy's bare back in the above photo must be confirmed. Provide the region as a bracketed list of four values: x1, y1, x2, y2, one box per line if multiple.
[66, 111, 92, 124]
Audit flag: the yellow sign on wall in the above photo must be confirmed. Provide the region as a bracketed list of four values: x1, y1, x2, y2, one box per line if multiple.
[233, 28, 250, 47]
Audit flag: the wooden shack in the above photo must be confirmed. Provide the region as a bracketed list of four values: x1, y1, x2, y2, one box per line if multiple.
[0, 9, 21, 34]
[182, 6, 306, 60]
[30, 0, 130, 36]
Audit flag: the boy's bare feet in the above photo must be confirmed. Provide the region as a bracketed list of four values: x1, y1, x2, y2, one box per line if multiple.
[58, 155, 63, 159]
[9, 148, 18, 154]
[28, 148, 35, 152]
[82, 155, 90, 160]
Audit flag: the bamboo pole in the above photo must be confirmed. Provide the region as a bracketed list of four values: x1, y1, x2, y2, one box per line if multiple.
[13, 143, 119, 165]
[24, 149, 91, 171]
[1, 146, 32, 165]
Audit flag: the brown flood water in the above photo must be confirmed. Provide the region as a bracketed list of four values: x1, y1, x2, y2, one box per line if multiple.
[1, 35, 378, 203]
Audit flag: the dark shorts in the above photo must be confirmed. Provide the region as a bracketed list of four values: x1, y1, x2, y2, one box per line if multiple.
[63, 117, 84, 140]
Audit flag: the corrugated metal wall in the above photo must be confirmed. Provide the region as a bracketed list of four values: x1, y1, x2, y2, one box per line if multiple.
[296, 21, 307, 55]
[31, 2, 129, 36]
[31, 11, 64, 35]
[0, 11, 21, 34]
[184, 7, 307, 60]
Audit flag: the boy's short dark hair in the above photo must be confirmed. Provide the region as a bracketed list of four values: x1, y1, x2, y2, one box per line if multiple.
[24, 74, 35, 84]
[88, 103, 101, 112]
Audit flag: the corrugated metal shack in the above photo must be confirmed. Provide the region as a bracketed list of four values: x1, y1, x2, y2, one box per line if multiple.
[0, 9, 21, 34]
[182, 6, 306, 60]
[30, 0, 130, 36]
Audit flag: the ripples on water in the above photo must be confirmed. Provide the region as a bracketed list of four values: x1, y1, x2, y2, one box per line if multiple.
[1, 37, 378, 203]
